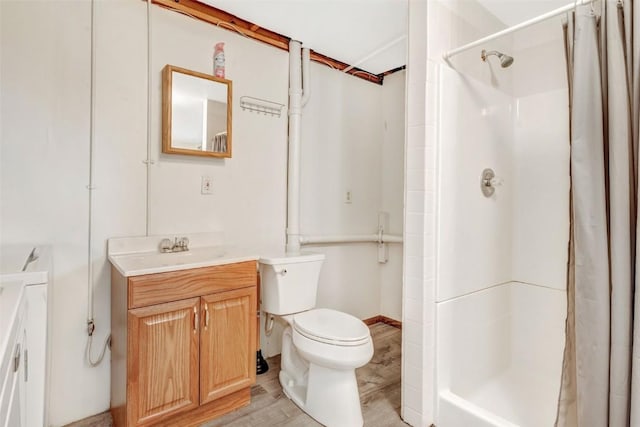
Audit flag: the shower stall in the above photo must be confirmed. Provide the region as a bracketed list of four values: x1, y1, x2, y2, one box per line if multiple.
[434, 7, 571, 426]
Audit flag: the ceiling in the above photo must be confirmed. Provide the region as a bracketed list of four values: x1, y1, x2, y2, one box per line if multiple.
[203, 0, 574, 75]
[478, 0, 574, 26]
[204, 0, 407, 75]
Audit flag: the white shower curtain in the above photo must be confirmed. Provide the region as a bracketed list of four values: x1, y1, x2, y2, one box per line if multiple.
[557, 0, 640, 426]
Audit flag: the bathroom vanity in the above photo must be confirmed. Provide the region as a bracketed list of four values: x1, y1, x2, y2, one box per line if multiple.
[109, 236, 258, 427]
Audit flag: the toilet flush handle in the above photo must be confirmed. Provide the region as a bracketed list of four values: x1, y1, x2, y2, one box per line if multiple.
[277, 268, 288, 276]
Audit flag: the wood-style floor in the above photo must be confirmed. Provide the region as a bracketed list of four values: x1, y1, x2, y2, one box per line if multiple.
[65, 322, 405, 427]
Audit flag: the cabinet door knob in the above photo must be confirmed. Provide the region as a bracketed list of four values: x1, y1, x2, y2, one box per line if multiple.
[193, 307, 199, 334]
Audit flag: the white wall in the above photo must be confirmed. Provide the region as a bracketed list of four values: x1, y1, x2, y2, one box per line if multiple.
[0, 1, 97, 424]
[299, 63, 383, 321]
[1, 0, 290, 423]
[299, 63, 405, 322]
[147, 6, 290, 243]
[261, 63, 406, 359]
[1, 1, 405, 424]
[380, 70, 406, 321]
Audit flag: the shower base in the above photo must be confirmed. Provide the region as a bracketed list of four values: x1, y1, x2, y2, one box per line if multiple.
[436, 282, 566, 427]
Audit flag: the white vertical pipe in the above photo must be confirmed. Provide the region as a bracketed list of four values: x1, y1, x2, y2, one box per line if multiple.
[286, 41, 303, 254]
[86, 0, 96, 326]
[145, 0, 154, 234]
[86, 0, 110, 368]
[301, 48, 311, 107]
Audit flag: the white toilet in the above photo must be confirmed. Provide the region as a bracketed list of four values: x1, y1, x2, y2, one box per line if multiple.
[259, 252, 373, 427]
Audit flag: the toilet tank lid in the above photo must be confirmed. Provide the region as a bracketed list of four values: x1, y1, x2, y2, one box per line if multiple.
[259, 252, 325, 265]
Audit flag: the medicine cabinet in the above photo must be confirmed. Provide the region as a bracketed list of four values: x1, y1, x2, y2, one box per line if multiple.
[162, 65, 233, 158]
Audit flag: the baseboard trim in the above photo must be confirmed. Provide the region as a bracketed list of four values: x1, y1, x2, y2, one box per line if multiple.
[363, 315, 402, 329]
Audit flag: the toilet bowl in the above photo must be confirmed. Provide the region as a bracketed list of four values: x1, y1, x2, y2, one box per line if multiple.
[292, 308, 373, 369]
[259, 253, 373, 427]
[280, 309, 373, 427]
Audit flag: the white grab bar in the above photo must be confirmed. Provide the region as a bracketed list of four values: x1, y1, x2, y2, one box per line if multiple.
[299, 234, 403, 245]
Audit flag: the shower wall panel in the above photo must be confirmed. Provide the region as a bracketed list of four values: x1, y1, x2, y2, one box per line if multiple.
[438, 67, 515, 302]
[510, 22, 570, 291]
[511, 89, 570, 291]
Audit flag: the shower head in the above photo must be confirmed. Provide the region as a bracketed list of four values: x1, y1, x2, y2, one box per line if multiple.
[481, 49, 514, 68]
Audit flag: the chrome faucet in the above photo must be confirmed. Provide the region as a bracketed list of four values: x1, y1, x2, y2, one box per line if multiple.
[159, 237, 190, 253]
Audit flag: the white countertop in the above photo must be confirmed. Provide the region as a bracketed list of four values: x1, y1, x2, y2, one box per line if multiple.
[108, 233, 260, 277]
[109, 246, 259, 277]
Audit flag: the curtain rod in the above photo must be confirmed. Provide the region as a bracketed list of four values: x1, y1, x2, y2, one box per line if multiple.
[443, 0, 595, 61]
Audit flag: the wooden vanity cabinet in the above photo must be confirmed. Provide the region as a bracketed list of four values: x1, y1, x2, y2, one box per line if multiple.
[111, 261, 257, 427]
[200, 287, 255, 404]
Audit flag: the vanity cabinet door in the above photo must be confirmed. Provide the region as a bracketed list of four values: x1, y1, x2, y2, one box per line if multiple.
[200, 287, 256, 404]
[127, 298, 200, 426]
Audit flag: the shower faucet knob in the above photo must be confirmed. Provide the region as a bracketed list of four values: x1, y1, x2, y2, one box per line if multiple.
[481, 168, 503, 197]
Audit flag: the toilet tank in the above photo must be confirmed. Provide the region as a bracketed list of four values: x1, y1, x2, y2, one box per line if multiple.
[259, 252, 325, 315]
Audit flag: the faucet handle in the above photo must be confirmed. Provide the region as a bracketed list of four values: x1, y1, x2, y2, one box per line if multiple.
[179, 237, 190, 251]
[159, 238, 172, 252]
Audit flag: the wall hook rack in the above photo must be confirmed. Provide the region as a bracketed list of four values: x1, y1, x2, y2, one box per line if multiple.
[240, 96, 285, 118]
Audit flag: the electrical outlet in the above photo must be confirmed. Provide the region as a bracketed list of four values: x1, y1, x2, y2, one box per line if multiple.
[344, 190, 353, 204]
[201, 176, 213, 195]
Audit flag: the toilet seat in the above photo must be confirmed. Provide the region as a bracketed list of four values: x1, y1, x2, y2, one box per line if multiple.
[293, 308, 371, 346]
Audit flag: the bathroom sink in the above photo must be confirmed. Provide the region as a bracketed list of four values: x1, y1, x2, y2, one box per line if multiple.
[108, 243, 259, 277]
[142, 247, 226, 267]
[111, 246, 225, 275]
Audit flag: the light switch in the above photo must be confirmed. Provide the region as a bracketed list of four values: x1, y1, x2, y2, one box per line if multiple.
[344, 191, 353, 204]
[201, 176, 213, 195]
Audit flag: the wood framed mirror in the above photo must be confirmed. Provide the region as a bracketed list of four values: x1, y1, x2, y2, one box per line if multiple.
[162, 65, 232, 158]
